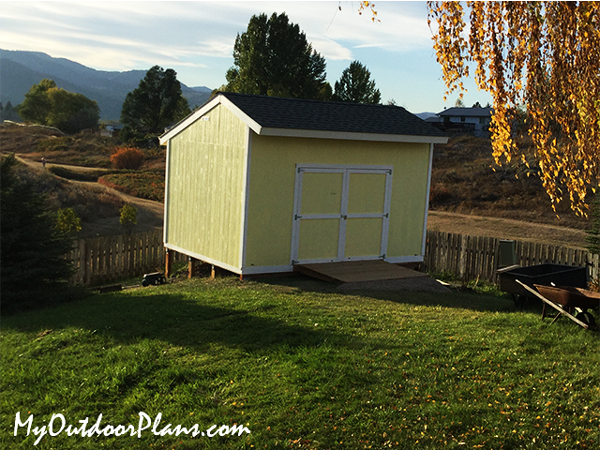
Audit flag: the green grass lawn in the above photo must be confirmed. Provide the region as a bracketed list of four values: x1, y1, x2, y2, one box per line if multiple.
[2, 277, 598, 449]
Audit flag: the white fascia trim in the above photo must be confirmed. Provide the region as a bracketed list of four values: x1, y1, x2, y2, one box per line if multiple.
[259, 127, 449, 144]
[164, 243, 242, 275]
[241, 265, 294, 275]
[385, 255, 424, 264]
[163, 140, 171, 245]
[159, 95, 262, 144]
[239, 127, 252, 269]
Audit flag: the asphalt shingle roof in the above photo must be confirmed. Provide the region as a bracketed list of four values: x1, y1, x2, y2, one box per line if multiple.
[219, 92, 448, 138]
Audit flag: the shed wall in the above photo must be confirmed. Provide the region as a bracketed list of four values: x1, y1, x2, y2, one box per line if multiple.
[165, 104, 247, 269]
[244, 135, 431, 268]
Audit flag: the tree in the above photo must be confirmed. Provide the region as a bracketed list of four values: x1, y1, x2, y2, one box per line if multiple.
[17, 79, 55, 125]
[587, 195, 600, 256]
[1, 154, 74, 308]
[120, 204, 137, 234]
[46, 88, 100, 133]
[56, 208, 82, 235]
[16, 79, 99, 133]
[120, 66, 190, 140]
[333, 61, 381, 104]
[428, 1, 600, 215]
[225, 12, 329, 100]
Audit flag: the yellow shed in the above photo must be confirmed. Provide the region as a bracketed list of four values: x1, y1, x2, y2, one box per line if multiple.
[159, 92, 448, 276]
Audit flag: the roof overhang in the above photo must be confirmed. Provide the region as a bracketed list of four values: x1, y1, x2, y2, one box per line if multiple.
[160, 94, 449, 145]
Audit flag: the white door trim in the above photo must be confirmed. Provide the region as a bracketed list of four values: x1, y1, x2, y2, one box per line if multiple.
[291, 164, 393, 265]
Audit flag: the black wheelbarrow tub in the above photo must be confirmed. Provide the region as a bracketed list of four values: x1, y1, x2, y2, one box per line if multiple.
[498, 264, 587, 299]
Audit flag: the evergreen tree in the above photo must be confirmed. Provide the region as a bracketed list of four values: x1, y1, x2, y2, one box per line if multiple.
[120, 66, 190, 141]
[333, 61, 381, 104]
[225, 12, 329, 100]
[1, 154, 74, 309]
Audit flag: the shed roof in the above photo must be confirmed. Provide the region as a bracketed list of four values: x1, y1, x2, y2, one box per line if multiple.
[161, 92, 448, 144]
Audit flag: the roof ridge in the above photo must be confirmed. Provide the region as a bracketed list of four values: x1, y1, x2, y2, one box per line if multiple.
[219, 91, 405, 111]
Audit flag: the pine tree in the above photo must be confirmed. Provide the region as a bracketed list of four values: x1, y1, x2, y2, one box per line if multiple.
[333, 61, 381, 104]
[225, 13, 329, 100]
[1, 154, 74, 309]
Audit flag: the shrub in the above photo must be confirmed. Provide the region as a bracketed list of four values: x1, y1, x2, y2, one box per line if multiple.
[56, 207, 82, 234]
[110, 147, 145, 170]
[119, 204, 137, 234]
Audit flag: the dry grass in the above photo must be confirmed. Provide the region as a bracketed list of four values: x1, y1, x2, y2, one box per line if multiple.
[430, 136, 593, 231]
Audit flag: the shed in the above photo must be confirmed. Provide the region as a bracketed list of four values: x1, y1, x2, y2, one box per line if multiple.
[159, 92, 448, 277]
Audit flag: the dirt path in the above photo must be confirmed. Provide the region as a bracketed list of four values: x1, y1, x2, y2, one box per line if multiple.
[14, 154, 589, 247]
[15, 154, 164, 237]
[428, 210, 588, 249]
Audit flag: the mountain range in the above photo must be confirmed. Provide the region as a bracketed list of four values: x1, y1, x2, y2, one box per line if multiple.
[0, 49, 212, 121]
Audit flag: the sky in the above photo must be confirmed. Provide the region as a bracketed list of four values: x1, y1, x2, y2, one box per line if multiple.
[0, 0, 492, 114]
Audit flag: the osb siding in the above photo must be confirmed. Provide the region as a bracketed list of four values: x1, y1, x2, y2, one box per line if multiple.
[165, 103, 247, 269]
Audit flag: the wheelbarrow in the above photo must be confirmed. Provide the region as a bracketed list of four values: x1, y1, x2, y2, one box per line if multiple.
[515, 280, 599, 330]
[497, 264, 587, 307]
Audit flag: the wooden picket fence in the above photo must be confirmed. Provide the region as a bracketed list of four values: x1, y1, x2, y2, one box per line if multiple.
[424, 230, 599, 284]
[69, 229, 185, 286]
[69, 228, 599, 287]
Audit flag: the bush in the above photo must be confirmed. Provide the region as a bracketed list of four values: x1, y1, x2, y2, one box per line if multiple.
[110, 147, 145, 170]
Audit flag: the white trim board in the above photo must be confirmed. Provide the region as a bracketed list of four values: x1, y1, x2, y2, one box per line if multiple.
[291, 163, 392, 265]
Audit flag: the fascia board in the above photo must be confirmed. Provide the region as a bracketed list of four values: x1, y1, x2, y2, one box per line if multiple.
[159, 96, 221, 144]
[219, 97, 263, 135]
[159, 95, 263, 144]
[258, 127, 449, 144]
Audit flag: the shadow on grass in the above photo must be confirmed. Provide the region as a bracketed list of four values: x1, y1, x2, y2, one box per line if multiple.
[257, 274, 520, 313]
[3, 287, 365, 353]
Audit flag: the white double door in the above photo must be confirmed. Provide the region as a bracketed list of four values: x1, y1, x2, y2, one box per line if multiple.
[291, 164, 393, 264]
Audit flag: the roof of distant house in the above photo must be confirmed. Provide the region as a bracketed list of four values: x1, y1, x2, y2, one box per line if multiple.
[438, 107, 492, 117]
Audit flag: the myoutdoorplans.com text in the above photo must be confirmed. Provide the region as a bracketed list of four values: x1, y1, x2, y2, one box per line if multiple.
[14, 412, 251, 446]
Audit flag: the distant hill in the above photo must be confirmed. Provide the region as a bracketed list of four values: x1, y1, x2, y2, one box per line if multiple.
[0, 49, 212, 121]
[416, 112, 437, 120]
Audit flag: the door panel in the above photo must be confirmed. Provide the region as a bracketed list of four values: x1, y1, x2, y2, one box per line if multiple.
[297, 218, 340, 261]
[344, 217, 383, 258]
[300, 172, 343, 215]
[347, 173, 386, 214]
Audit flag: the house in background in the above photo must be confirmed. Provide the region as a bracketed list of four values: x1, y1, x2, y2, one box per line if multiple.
[159, 92, 448, 277]
[427, 107, 492, 137]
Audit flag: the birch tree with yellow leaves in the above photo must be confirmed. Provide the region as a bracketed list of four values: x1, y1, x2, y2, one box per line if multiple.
[427, 1, 600, 215]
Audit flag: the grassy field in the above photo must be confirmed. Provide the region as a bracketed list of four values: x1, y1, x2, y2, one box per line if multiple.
[2, 277, 598, 449]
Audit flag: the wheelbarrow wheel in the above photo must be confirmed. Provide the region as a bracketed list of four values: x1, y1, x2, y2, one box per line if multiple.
[513, 295, 527, 308]
[574, 311, 596, 328]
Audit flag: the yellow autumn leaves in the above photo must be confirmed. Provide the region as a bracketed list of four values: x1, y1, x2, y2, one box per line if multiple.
[428, 1, 600, 216]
